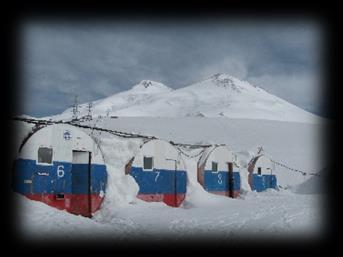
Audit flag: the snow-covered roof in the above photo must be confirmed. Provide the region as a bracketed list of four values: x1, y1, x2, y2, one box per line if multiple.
[248, 154, 274, 174]
[18, 123, 105, 164]
[131, 139, 186, 171]
[198, 145, 237, 170]
[197, 145, 216, 167]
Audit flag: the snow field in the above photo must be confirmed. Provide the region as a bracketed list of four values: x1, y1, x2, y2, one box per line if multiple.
[11, 116, 327, 240]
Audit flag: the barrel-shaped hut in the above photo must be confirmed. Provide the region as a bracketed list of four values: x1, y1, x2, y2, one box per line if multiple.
[197, 145, 241, 198]
[125, 139, 187, 207]
[247, 154, 277, 192]
[12, 123, 107, 217]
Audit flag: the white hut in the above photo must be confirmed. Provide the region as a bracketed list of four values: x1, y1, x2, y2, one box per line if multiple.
[12, 123, 107, 217]
[197, 145, 241, 198]
[125, 139, 187, 207]
[247, 154, 277, 192]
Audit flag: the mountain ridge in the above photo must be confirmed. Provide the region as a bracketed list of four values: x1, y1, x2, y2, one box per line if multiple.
[52, 73, 321, 123]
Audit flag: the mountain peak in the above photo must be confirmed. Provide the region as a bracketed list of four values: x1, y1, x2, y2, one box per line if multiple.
[207, 73, 246, 93]
[211, 73, 234, 84]
[140, 80, 154, 88]
[131, 80, 173, 93]
[210, 72, 232, 80]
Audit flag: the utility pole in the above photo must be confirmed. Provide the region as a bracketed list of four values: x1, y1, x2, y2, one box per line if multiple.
[86, 102, 93, 120]
[257, 146, 263, 155]
[71, 95, 80, 121]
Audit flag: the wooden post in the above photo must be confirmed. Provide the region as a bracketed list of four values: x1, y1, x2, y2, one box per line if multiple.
[88, 152, 92, 218]
[228, 162, 234, 198]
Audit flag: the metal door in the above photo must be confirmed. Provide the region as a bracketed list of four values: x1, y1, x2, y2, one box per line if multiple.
[70, 151, 91, 217]
[228, 162, 234, 198]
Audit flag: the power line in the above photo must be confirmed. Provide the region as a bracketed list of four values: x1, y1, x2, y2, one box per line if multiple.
[175, 147, 206, 159]
[12, 117, 213, 148]
[12, 116, 324, 178]
[271, 159, 321, 178]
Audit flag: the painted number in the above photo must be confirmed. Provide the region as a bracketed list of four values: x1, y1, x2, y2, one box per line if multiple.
[218, 173, 223, 184]
[57, 165, 65, 178]
[154, 171, 160, 182]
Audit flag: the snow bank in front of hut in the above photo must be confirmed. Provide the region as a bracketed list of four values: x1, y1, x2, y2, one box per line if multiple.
[235, 150, 256, 192]
[179, 148, 230, 208]
[292, 169, 327, 195]
[172, 147, 252, 208]
[89, 132, 143, 219]
[14, 193, 140, 240]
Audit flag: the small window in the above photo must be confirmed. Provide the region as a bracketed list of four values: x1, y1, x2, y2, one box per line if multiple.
[212, 162, 218, 172]
[143, 156, 153, 170]
[38, 147, 53, 164]
[56, 194, 64, 200]
[257, 167, 262, 175]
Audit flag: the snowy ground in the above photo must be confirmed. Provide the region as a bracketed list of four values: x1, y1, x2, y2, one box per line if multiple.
[15, 190, 323, 242]
[12, 117, 329, 242]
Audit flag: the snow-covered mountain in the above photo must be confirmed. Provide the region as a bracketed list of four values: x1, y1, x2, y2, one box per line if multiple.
[54, 80, 172, 120]
[55, 73, 320, 123]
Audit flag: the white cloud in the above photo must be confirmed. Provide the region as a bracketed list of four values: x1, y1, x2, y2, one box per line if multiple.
[247, 72, 322, 113]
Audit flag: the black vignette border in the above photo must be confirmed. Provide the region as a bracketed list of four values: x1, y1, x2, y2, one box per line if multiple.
[1, 1, 340, 255]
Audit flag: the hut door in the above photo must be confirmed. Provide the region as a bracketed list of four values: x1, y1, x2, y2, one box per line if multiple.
[228, 162, 234, 198]
[173, 167, 177, 207]
[70, 151, 92, 217]
[164, 159, 178, 207]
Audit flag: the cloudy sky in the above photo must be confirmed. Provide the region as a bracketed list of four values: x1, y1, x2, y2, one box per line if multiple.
[20, 18, 325, 117]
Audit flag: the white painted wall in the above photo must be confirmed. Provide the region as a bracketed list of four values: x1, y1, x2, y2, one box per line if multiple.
[253, 155, 274, 175]
[132, 139, 186, 171]
[203, 146, 238, 171]
[19, 124, 104, 165]
[72, 151, 90, 164]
